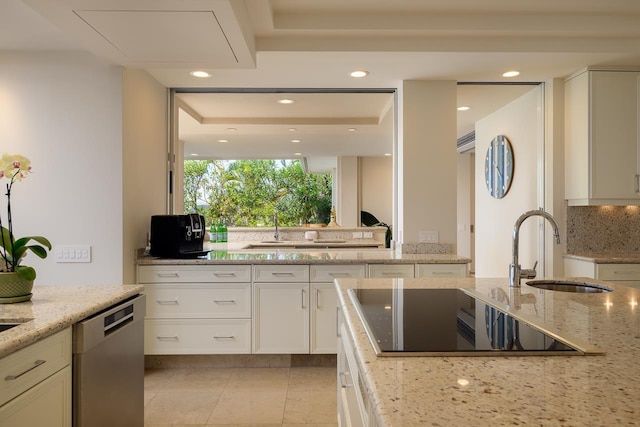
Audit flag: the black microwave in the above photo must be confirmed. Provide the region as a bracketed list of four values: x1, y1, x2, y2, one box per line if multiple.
[149, 214, 208, 258]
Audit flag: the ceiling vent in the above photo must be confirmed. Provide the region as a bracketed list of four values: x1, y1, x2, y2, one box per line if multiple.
[457, 131, 475, 153]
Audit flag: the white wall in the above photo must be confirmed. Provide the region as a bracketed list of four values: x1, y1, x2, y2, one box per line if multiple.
[475, 87, 542, 278]
[0, 52, 124, 285]
[359, 156, 392, 225]
[397, 80, 457, 245]
[336, 156, 358, 226]
[122, 69, 168, 283]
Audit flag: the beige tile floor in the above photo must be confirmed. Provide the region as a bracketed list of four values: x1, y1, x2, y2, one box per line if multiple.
[144, 366, 338, 426]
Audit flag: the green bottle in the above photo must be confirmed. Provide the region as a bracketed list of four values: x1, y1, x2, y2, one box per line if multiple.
[217, 222, 228, 243]
[209, 222, 218, 242]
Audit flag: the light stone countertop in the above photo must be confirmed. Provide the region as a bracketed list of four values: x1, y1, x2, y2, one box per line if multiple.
[565, 253, 640, 263]
[136, 247, 471, 265]
[0, 284, 144, 358]
[335, 277, 640, 426]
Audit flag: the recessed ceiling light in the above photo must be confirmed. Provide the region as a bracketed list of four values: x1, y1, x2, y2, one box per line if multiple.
[350, 70, 369, 78]
[218, 139, 229, 143]
[457, 106, 470, 111]
[277, 98, 295, 104]
[227, 127, 237, 132]
[288, 128, 297, 132]
[190, 70, 212, 78]
[384, 153, 392, 156]
[190, 153, 198, 156]
[348, 128, 358, 132]
[291, 139, 301, 143]
[502, 70, 520, 78]
[294, 152, 302, 156]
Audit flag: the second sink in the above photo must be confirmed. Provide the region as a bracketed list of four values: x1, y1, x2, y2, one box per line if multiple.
[526, 279, 613, 293]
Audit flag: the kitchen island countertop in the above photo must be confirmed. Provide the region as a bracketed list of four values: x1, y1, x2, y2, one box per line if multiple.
[335, 276, 640, 426]
[136, 247, 471, 265]
[0, 284, 144, 358]
[565, 252, 640, 263]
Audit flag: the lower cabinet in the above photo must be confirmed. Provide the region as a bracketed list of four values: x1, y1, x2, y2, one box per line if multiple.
[310, 283, 339, 354]
[253, 282, 310, 353]
[0, 328, 72, 427]
[565, 258, 640, 289]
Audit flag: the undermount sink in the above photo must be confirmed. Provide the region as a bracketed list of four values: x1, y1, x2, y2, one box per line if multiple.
[526, 280, 613, 293]
[260, 240, 294, 244]
[0, 323, 22, 333]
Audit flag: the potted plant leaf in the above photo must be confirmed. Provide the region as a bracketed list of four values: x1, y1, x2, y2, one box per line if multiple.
[0, 154, 51, 302]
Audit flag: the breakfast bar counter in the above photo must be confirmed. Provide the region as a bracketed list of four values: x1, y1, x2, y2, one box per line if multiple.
[335, 277, 640, 426]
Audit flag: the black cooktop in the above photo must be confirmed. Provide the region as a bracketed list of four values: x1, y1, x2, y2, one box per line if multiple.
[348, 288, 583, 356]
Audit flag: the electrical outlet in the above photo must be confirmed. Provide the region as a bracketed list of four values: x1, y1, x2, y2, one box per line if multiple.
[55, 245, 91, 263]
[419, 231, 439, 243]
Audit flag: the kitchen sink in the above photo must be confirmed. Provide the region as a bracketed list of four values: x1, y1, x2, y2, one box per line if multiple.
[0, 323, 22, 333]
[526, 280, 613, 293]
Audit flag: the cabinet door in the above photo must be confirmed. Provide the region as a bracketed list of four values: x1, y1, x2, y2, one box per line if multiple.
[416, 264, 468, 278]
[590, 71, 640, 200]
[0, 366, 71, 427]
[253, 283, 309, 353]
[368, 264, 414, 278]
[310, 283, 338, 354]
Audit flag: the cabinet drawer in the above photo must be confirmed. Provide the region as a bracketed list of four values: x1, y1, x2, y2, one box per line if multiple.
[253, 265, 309, 282]
[138, 265, 251, 283]
[144, 319, 251, 354]
[597, 264, 640, 281]
[368, 264, 415, 278]
[416, 264, 468, 278]
[144, 284, 251, 319]
[310, 265, 366, 283]
[0, 328, 71, 406]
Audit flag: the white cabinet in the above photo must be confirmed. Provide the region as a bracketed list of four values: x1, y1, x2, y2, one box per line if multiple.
[565, 69, 640, 205]
[565, 258, 640, 289]
[310, 265, 366, 354]
[139, 264, 252, 354]
[253, 265, 310, 353]
[368, 264, 415, 278]
[416, 263, 468, 278]
[0, 328, 72, 427]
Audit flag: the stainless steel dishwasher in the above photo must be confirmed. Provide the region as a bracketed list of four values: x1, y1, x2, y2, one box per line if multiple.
[73, 294, 146, 427]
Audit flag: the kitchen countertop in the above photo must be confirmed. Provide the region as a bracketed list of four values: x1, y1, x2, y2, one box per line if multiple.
[335, 276, 640, 426]
[565, 253, 640, 263]
[0, 284, 144, 358]
[136, 247, 471, 265]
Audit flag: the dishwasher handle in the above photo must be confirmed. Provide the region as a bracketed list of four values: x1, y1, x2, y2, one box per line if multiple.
[74, 294, 146, 354]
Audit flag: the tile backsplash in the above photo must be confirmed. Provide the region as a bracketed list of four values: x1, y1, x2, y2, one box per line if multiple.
[566, 205, 640, 254]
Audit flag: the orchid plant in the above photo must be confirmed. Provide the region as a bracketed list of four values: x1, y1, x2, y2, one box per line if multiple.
[0, 154, 51, 280]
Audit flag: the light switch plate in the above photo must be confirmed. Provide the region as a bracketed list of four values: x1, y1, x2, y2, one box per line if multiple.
[55, 245, 91, 263]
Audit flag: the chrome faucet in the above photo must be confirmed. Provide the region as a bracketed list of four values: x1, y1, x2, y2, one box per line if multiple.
[274, 210, 280, 241]
[509, 208, 561, 287]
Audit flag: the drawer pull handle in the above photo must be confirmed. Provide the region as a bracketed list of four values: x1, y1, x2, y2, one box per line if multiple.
[214, 299, 236, 304]
[5, 360, 46, 381]
[213, 336, 235, 340]
[157, 273, 179, 278]
[156, 299, 179, 305]
[156, 336, 179, 341]
[339, 372, 353, 388]
[329, 272, 351, 277]
[381, 272, 403, 276]
[614, 271, 639, 275]
[431, 271, 454, 275]
[214, 273, 237, 277]
[272, 272, 295, 277]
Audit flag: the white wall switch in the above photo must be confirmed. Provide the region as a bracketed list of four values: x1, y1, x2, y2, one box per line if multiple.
[55, 245, 91, 263]
[419, 231, 439, 243]
[363, 231, 373, 238]
[352, 232, 363, 238]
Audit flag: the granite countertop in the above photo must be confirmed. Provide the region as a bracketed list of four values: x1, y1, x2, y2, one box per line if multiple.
[136, 247, 471, 265]
[335, 277, 640, 426]
[0, 284, 144, 358]
[565, 253, 640, 263]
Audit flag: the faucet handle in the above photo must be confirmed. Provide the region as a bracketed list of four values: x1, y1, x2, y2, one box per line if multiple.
[520, 261, 538, 279]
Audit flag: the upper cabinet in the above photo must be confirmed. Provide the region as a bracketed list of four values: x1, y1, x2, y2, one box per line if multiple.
[565, 69, 640, 205]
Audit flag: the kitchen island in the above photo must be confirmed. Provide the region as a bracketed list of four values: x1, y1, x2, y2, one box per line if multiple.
[335, 276, 640, 426]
